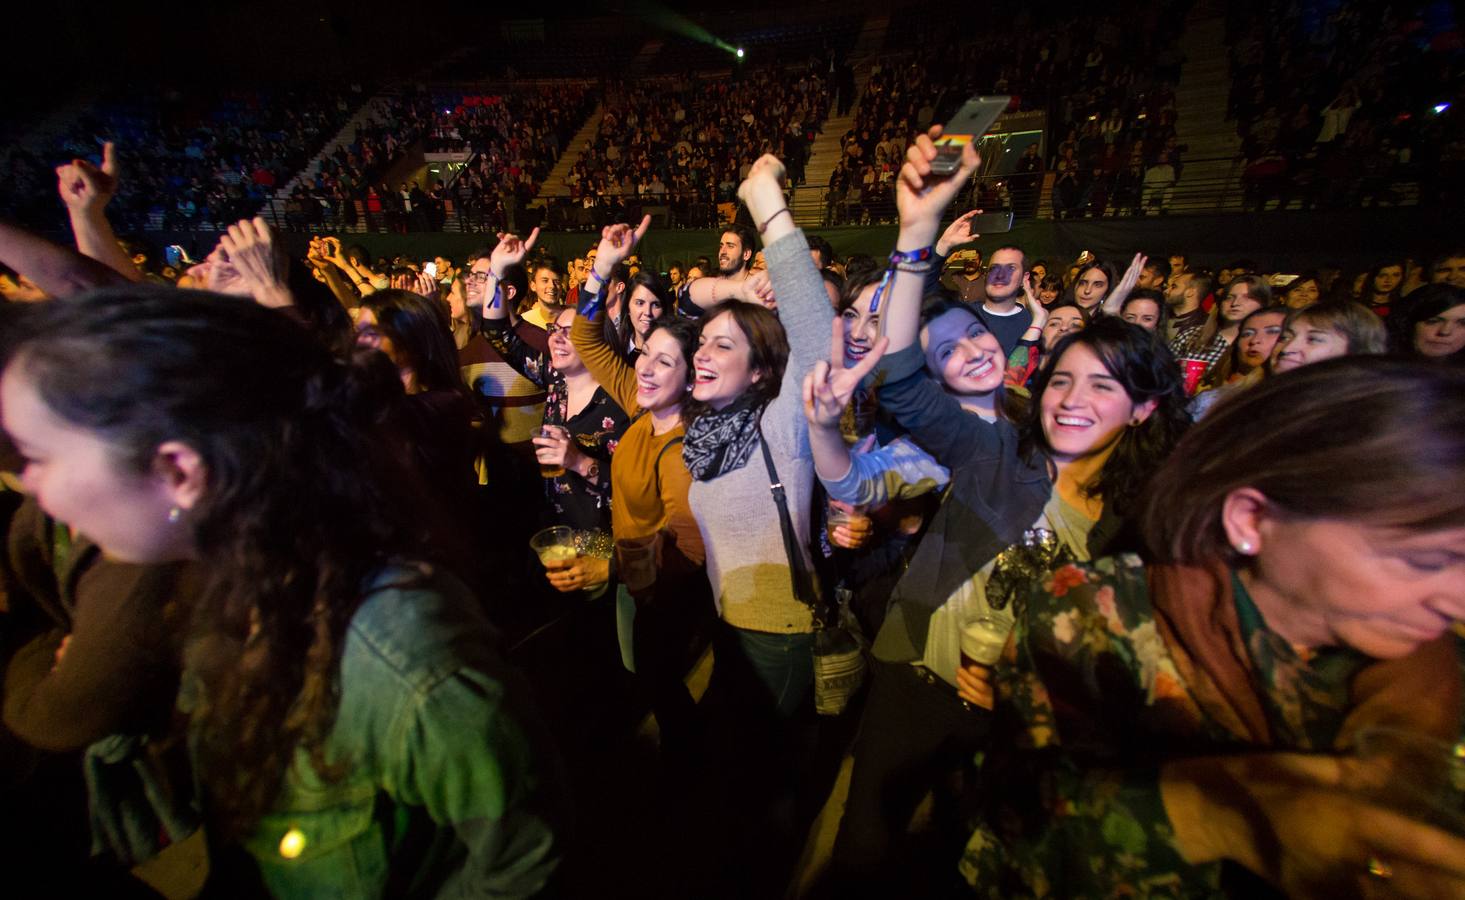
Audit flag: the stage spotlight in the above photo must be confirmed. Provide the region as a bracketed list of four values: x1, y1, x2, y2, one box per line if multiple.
[736, 47, 745, 58]
[1434, 102, 1451, 115]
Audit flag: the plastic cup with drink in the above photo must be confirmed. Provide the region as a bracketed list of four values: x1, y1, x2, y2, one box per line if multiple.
[827, 501, 873, 549]
[536, 425, 567, 479]
[1181, 358, 1209, 396]
[959, 610, 1015, 670]
[530, 526, 577, 569]
[616, 532, 661, 597]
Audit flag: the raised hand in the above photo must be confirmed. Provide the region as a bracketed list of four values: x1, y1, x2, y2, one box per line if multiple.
[55, 142, 119, 214]
[217, 217, 291, 308]
[739, 268, 776, 309]
[1104, 251, 1147, 315]
[897, 126, 982, 247]
[1019, 271, 1049, 331]
[803, 316, 889, 429]
[590, 215, 651, 280]
[489, 227, 540, 278]
[737, 154, 790, 236]
[412, 270, 440, 299]
[935, 209, 984, 257]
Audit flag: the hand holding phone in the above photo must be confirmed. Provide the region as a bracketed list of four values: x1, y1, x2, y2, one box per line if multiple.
[930, 95, 1010, 176]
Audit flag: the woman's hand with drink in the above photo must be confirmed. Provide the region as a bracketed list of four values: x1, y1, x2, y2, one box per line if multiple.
[532, 425, 586, 479]
[827, 500, 874, 550]
[545, 555, 611, 593]
[954, 661, 994, 709]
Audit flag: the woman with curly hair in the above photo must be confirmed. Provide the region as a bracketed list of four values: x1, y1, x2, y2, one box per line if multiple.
[0, 287, 565, 897]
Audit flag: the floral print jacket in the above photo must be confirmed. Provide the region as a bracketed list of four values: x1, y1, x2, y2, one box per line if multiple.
[959, 555, 1463, 898]
[483, 319, 628, 531]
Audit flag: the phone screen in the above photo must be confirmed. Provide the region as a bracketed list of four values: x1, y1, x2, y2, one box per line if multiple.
[424, 262, 438, 278]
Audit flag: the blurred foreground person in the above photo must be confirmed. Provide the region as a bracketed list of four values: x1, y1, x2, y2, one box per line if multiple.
[1, 287, 566, 897]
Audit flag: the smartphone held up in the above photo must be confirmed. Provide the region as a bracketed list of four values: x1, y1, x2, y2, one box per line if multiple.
[930, 95, 1011, 176]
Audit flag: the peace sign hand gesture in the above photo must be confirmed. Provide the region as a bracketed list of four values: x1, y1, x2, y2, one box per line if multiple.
[803, 317, 889, 430]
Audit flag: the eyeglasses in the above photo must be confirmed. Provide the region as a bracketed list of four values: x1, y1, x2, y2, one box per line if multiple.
[546, 323, 568, 336]
[465, 271, 493, 285]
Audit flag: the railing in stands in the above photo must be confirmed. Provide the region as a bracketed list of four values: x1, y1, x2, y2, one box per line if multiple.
[250, 154, 1425, 234]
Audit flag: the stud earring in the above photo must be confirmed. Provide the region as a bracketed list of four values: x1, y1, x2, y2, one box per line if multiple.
[1235, 540, 1254, 554]
[167, 506, 182, 524]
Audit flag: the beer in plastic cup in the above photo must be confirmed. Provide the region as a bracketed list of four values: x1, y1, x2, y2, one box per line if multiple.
[530, 526, 576, 567]
[959, 614, 1014, 668]
[616, 532, 660, 594]
[538, 426, 567, 479]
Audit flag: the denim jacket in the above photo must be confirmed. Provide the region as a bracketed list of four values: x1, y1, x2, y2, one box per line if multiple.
[223, 563, 567, 898]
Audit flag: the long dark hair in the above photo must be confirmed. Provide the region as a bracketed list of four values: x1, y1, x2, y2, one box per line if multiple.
[1018, 316, 1191, 516]
[6, 287, 431, 835]
[617, 269, 672, 351]
[1063, 259, 1118, 312]
[360, 289, 464, 394]
[1392, 283, 1465, 365]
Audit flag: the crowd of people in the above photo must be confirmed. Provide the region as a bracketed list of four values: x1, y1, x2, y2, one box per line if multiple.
[2, 95, 1464, 900]
[273, 84, 595, 235]
[0, 85, 369, 235]
[1229, 0, 1465, 211]
[544, 65, 828, 230]
[827, 2, 1189, 223]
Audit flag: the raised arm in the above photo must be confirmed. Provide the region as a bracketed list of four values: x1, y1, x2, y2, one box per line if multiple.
[571, 217, 650, 414]
[681, 268, 776, 311]
[480, 228, 540, 322]
[0, 220, 130, 298]
[883, 127, 981, 353]
[1101, 252, 1147, 317]
[739, 154, 834, 382]
[802, 316, 888, 485]
[869, 128, 1001, 465]
[55, 142, 143, 282]
[927, 209, 983, 296]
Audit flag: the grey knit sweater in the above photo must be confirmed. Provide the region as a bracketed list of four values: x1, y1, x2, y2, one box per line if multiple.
[687, 229, 834, 634]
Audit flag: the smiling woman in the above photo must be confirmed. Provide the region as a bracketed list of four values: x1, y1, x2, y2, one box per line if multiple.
[570, 216, 712, 754]
[1, 287, 565, 896]
[960, 356, 1465, 897]
[813, 126, 1193, 892]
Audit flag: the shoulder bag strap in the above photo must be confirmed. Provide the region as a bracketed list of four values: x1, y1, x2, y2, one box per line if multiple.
[756, 420, 822, 613]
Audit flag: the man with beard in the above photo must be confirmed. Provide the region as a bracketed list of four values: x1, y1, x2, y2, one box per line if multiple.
[973, 245, 1032, 355]
[1164, 271, 1212, 343]
[679, 223, 772, 313]
[1170, 274, 1268, 373]
[1136, 256, 1171, 290]
[950, 250, 986, 304]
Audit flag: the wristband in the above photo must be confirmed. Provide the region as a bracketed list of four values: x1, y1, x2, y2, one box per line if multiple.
[757, 207, 791, 234]
[889, 246, 935, 266]
[894, 260, 935, 274]
[869, 246, 935, 315]
[578, 279, 608, 319]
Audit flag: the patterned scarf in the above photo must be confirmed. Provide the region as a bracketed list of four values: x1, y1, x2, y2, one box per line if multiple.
[682, 394, 766, 481]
